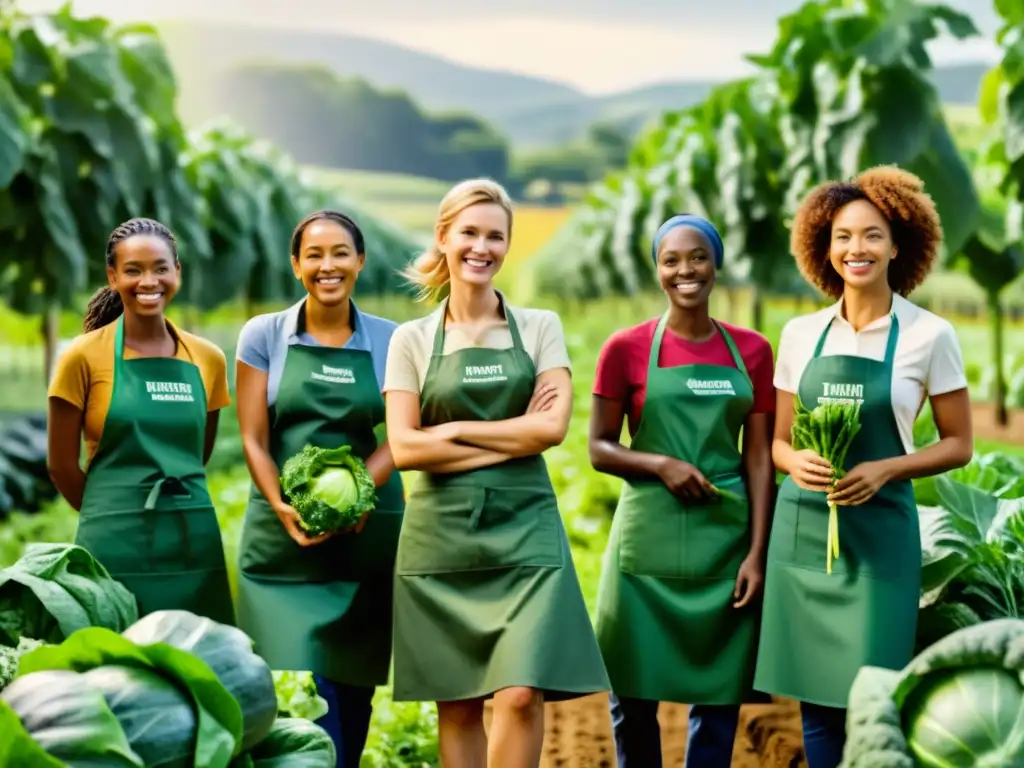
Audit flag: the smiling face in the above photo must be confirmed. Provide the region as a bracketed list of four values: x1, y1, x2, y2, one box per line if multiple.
[439, 202, 510, 290]
[291, 218, 365, 306]
[656, 225, 716, 310]
[107, 234, 180, 319]
[829, 199, 897, 292]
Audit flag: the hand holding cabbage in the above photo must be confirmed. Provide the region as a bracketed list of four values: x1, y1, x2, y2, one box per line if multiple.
[279, 444, 378, 539]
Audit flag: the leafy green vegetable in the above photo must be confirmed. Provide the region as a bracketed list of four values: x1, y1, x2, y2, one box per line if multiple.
[123, 610, 277, 752]
[280, 445, 377, 535]
[0, 542, 139, 645]
[791, 396, 862, 574]
[1, 669, 143, 766]
[0, 637, 45, 691]
[272, 670, 329, 722]
[230, 718, 337, 767]
[841, 618, 1024, 768]
[19, 626, 244, 767]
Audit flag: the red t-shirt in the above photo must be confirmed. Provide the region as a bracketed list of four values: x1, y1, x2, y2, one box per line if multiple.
[593, 318, 776, 437]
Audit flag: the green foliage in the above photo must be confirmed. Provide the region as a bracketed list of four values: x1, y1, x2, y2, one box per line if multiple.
[0, 3, 197, 315]
[530, 0, 983, 301]
[980, 1, 1024, 201]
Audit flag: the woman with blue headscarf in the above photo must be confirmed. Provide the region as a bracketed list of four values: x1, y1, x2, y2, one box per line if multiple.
[588, 214, 776, 767]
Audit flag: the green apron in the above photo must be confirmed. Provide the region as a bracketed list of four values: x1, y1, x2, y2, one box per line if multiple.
[76, 317, 234, 625]
[754, 312, 920, 708]
[236, 306, 404, 686]
[392, 294, 610, 703]
[593, 315, 760, 704]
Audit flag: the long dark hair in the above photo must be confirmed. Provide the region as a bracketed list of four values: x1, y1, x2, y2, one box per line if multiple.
[83, 218, 179, 332]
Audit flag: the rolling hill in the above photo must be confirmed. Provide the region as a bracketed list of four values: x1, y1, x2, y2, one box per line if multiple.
[158, 21, 991, 148]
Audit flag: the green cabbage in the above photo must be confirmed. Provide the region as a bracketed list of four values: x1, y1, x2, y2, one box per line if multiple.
[280, 444, 377, 535]
[841, 618, 1024, 768]
[230, 718, 337, 767]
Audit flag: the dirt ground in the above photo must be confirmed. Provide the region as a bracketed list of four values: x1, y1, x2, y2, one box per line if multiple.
[969, 403, 1023, 445]
[534, 696, 806, 768]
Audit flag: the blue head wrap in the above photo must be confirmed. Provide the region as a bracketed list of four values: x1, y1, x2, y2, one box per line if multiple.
[652, 214, 724, 268]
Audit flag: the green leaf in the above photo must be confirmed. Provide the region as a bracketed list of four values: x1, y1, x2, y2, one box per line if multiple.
[19, 626, 244, 767]
[0, 78, 27, 187]
[0, 698, 64, 767]
[980, 65, 1007, 124]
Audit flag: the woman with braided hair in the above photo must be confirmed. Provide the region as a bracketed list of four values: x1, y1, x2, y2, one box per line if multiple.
[233, 209, 404, 767]
[47, 217, 235, 625]
[753, 166, 974, 767]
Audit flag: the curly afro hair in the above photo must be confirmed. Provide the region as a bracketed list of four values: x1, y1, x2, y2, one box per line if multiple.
[789, 165, 943, 299]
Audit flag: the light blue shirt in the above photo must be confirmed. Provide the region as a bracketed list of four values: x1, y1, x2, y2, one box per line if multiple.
[235, 298, 398, 406]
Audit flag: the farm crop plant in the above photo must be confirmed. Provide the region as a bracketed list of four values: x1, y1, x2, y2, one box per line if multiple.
[529, 0, 982, 329]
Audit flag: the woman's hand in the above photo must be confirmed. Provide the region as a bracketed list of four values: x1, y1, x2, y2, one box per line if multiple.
[527, 381, 558, 413]
[790, 450, 833, 493]
[657, 458, 715, 501]
[733, 553, 764, 608]
[273, 501, 333, 547]
[828, 461, 891, 506]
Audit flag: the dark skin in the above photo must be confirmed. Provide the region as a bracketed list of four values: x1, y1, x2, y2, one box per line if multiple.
[773, 199, 974, 500]
[588, 225, 774, 608]
[47, 235, 220, 511]
[236, 218, 397, 548]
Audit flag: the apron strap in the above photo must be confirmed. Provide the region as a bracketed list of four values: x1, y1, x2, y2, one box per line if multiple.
[883, 312, 900, 373]
[811, 316, 835, 358]
[714, 320, 751, 385]
[430, 291, 525, 355]
[647, 312, 670, 380]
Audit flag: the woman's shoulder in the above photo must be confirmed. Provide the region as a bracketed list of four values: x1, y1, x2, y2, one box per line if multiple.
[894, 295, 957, 338]
[716, 320, 772, 350]
[778, 305, 836, 342]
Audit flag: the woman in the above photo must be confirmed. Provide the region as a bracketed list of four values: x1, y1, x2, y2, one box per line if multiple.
[754, 167, 974, 767]
[383, 178, 610, 767]
[47, 217, 234, 625]
[234, 209, 404, 767]
[589, 214, 776, 767]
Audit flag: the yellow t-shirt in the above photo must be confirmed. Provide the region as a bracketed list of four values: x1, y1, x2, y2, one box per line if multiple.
[47, 321, 232, 463]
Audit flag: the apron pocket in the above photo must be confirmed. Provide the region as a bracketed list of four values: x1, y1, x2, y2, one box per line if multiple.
[618, 479, 749, 580]
[329, 509, 403, 580]
[396, 485, 563, 575]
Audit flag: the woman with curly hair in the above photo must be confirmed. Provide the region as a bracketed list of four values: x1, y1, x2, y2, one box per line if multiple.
[753, 166, 974, 767]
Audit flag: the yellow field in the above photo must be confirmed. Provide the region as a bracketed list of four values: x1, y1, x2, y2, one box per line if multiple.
[509, 206, 574, 261]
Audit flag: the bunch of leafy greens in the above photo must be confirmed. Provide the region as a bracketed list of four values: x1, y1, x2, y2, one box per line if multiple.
[791, 396, 862, 574]
[841, 618, 1024, 768]
[280, 444, 377, 535]
[2, 610, 337, 767]
[272, 670, 329, 721]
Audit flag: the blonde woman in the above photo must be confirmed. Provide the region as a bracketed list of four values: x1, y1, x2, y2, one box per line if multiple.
[383, 178, 610, 767]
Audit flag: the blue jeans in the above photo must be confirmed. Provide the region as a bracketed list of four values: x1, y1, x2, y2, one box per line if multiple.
[313, 676, 376, 767]
[609, 693, 739, 768]
[801, 702, 847, 768]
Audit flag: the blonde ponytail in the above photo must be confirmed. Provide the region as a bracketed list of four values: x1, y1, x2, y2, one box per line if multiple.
[403, 178, 514, 303]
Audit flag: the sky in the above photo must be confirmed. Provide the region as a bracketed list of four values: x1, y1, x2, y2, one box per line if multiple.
[18, 0, 1003, 94]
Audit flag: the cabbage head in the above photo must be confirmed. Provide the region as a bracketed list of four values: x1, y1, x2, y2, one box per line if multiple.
[841, 618, 1024, 768]
[280, 444, 377, 535]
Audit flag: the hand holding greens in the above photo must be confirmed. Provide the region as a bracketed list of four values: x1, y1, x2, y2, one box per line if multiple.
[791, 396, 862, 574]
[280, 444, 377, 536]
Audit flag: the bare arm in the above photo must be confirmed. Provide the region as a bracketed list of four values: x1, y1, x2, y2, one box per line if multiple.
[878, 388, 973, 481]
[385, 390, 510, 472]
[365, 442, 397, 488]
[587, 394, 666, 480]
[770, 390, 801, 475]
[46, 397, 86, 512]
[446, 368, 573, 456]
[742, 411, 775, 558]
[203, 409, 220, 465]
[235, 361, 287, 508]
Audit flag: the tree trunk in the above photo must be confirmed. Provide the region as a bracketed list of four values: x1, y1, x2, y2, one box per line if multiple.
[987, 290, 1008, 427]
[42, 305, 59, 385]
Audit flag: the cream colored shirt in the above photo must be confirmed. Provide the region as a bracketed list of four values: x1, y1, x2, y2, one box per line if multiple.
[383, 304, 571, 394]
[774, 293, 967, 455]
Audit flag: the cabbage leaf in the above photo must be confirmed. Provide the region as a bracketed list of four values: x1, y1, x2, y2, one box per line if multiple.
[280, 444, 377, 535]
[0, 543, 139, 646]
[230, 718, 336, 768]
[18, 626, 244, 767]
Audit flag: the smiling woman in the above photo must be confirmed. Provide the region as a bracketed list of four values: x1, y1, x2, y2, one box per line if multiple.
[45, 216, 235, 628]
[232, 209, 405, 767]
